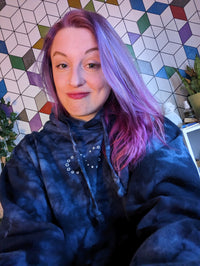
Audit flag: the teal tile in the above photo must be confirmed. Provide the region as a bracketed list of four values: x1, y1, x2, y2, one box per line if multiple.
[137, 13, 150, 34]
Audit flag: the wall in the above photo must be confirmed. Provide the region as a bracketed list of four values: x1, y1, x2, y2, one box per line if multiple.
[0, 0, 200, 144]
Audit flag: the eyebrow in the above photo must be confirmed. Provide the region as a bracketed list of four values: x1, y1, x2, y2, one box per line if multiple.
[52, 47, 99, 57]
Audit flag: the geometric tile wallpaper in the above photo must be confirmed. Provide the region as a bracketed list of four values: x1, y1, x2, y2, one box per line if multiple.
[0, 0, 200, 144]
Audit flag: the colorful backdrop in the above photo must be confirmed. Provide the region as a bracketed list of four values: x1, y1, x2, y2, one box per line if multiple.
[0, 0, 200, 143]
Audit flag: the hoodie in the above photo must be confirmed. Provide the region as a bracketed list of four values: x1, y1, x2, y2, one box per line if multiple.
[0, 111, 200, 265]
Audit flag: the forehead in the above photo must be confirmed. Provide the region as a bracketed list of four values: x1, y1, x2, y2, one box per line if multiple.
[50, 27, 98, 56]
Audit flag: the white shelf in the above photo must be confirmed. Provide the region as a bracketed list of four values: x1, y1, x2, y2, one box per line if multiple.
[181, 123, 200, 176]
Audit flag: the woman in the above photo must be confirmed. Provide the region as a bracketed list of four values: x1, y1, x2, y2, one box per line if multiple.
[0, 9, 200, 265]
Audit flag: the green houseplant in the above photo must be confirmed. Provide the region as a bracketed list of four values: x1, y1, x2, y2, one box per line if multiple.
[176, 54, 200, 119]
[0, 98, 18, 170]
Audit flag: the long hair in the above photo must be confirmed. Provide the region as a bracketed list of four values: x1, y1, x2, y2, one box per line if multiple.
[41, 9, 165, 171]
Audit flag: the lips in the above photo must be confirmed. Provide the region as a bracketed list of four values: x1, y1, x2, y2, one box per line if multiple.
[67, 92, 90, 99]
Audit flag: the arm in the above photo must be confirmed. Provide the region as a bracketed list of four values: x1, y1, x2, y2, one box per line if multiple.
[129, 119, 200, 265]
[0, 135, 66, 266]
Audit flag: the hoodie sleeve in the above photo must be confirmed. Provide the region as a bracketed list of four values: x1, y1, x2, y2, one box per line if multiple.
[129, 119, 200, 265]
[0, 135, 66, 266]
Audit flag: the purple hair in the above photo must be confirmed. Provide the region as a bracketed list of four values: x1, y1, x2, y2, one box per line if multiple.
[41, 9, 165, 171]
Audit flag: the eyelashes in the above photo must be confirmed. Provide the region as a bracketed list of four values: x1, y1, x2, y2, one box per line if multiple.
[55, 62, 101, 72]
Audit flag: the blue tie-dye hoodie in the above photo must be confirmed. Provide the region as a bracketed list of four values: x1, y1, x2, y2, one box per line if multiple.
[0, 110, 200, 265]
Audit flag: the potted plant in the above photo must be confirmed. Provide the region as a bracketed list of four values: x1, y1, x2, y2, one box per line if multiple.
[0, 98, 18, 170]
[176, 54, 200, 119]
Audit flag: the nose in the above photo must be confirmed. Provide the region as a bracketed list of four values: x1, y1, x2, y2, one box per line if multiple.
[68, 66, 85, 87]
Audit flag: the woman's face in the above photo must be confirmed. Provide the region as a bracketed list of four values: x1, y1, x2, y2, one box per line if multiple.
[50, 27, 111, 121]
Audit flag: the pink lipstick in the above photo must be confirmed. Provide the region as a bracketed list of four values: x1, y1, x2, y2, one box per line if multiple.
[67, 92, 89, 99]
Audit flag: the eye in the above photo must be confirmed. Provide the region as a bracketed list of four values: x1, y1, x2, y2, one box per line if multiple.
[56, 63, 68, 69]
[86, 62, 101, 70]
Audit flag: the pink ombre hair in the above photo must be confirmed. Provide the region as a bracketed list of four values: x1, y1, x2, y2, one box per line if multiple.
[40, 9, 165, 171]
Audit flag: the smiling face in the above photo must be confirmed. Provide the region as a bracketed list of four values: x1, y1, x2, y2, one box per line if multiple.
[50, 27, 111, 121]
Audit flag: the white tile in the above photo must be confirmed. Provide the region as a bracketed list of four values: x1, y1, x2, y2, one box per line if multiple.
[148, 13, 163, 27]
[154, 89, 171, 104]
[15, 133, 26, 145]
[1, 29, 12, 40]
[39, 16, 51, 27]
[34, 2, 46, 24]
[48, 15, 59, 27]
[143, 0, 154, 10]
[119, 0, 132, 17]
[125, 10, 144, 22]
[5, 78, 20, 94]
[4, 92, 19, 105]
[0, 16, 13, 31]
[0, 53, 7, 64]
[16, 120, 31, 135]
[97, 4, 109, 19]
[141, 74, 153, 85]
[151, 26, 163, 37]
[156, 30, 168, 50]
[194, 0, 200, 11]
[107, 4, 122, 18]
[122, 33, 131, 44]
[118, 0, 125, 4]
[162, 42, 181, 55]
[26, 109, 37, 121]
[157, 0, 168, 3]
[142, 35, 159, 50]
[16, 23, 27, 34]
[22, 95, 38, 111]
[0, 5, 18, 18]
[174, 46, 187, 68]
[185, 0, 197, 20]
[11, 45, 29, 57]
[189, 22, 200, 35]
[156, 77, 173, 93]
[189, 12, 200, 23]
[5, 33, 18, 53]
[114, 20, 126, 38]
[80, 0, 90, 8]
[23, 85, 41, 97]
[10, 9, 23, 30]
[151, 53, 164, 74]
[146, 77, 159, 96]
[161, 52, 177, 67]
[15, 32, 31, 46]
[143, 26, 154, 38]
[39, 112, 50, 126]
[124, 19, 140, 34]
[93, 1, 104, 13]
[175, 19, 187, 31]
[18, 0, 26, 6]
[21, 9, 36, 23]
[21, 0, 41, 10]
[160, 6, 173, 27]
[17, 72, 30, 94]
[57, 0, 69, 17]
[28, 26, 41, 46]
[166, 29, 182, 44]
[4, 69, 16, 80]
[132, 37, 145, 57]
[0, 56, 12, 76]
[5, 0, 19, 7]
[185, 35, 200, 47]
[166, 20, 177, 31]
[107, 16, 121, 28]
[138, 49, 158, 61]
[24, 22, 36, 33]
[13, 69, 24, 80]
[44, 2, 59, 16]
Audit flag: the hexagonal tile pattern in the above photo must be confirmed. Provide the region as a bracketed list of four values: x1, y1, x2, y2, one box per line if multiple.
[0, 0, 200, 137]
